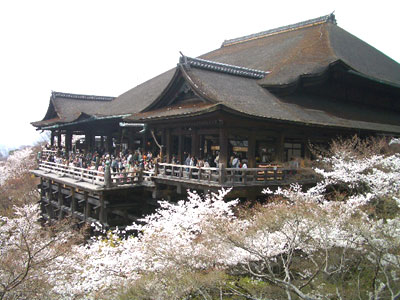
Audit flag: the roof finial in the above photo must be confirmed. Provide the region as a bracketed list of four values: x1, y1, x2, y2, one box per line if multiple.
[328, 11, 337, 25]
[179, 51, 191, 70]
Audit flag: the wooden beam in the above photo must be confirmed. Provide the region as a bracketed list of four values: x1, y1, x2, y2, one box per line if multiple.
[70, 187, 76, 217]
[57, 130, 62, 148]
[275, 132, 285, 162]
[50, 131, 55, 147]
[65, 130, 72, 153]
[191, 129, 199, 158]
[219, 127, 228, 167]
[248, 130, 256, 168]
[166, 129, 172, 163]
[84, 191, 90, 220]
[178, 133, 183, 165]
[58, 183, 63, 220]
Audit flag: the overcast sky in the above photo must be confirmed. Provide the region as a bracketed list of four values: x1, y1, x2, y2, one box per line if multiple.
[0, 0, 399, 151]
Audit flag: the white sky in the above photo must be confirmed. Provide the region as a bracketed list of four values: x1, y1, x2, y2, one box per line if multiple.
[0, 0, 399, 150]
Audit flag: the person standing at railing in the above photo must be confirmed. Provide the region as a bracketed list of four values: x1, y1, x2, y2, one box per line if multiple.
[232, 155, 240, 168]
[184, 154, 191, 166]
[241, 160, 248, 169]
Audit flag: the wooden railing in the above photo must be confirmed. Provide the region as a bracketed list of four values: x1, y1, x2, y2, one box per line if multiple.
[39, 161, 106, 185]
[156, 163, 315, 186]
[38, 160, 315, 188]
[157, 163, 221, 183]
[38, 161, 154, 187]
[109, 169, 154, 185]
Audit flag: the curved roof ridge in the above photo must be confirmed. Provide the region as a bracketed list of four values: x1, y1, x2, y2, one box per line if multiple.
[222, 13, 336, 47]
[180, 55, 269, 79]
[51, 91, 115, 101]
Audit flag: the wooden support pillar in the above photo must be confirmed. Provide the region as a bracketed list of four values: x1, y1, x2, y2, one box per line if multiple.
[46, 179, 51, 199]
[100, 136, 105, 151]
[142, 131, 148, 152]
[65, 130, 72, 154]
[166, 129, 172, 163]
[84, 191, 90, 221]
[70, 187, 76, 217]
[199, 135, 205, 158]
[47, 179, 55, 219]
[57, 130, 62, 148]
[191, 129, 199, 157]
[303, 138, 311, 160]
[57, 183, 63, 220]
[99, 193, 107, 225]
[50, 131, 55, 147]
[178, 132, 183, 164]
[248, 131, 256, 168]
[85, 132, 91, 152]
[106, 133, 113, 154]
[275, 133, 285, 162]
[219, 127, 228, 167]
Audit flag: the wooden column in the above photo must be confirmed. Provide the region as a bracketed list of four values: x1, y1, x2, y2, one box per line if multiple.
[142, 131, 149, 152]
[178, 132, 183, 164]
[39, 178, 45, 213]
[219, 127, 228, 167]
[85, 132, 91, 152]
[199, 135, 205, 159]
[303, 138, 311, 160]
[57, 130, 62, 148]
[50, 131, 55, 147]
[84, 191, 90, 221]
[70, 187, 76, 217]
[166, 129, 172, 163]
[248, 131, 256, 168]
[65, 130, 72, 153]
[100, 136, 105, 151]
[106, 133, 113, 154]
[57, 183, 63, 220]
[191, 129, 199, 157]
[275, 133, 285, 162]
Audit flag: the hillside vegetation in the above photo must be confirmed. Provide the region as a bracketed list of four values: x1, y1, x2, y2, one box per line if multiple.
[0, 137, 399, 300]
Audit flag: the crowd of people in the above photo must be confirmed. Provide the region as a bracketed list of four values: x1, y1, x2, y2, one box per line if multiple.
[40, 145, 250, 177]
[40, 146, 159, 175]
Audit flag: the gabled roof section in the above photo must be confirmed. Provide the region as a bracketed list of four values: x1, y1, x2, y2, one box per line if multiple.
[201, 13, 400, 88]
[131, 66, 400, 134]
[95, 69, 177, 117]
[141, 56, 269, 113]
[140, 67, 207, 112]
[32, 91, 115, 128]
[222, 13, 336, 47]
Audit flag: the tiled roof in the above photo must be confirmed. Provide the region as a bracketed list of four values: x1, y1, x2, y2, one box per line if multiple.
[179, 55, 269, 79]
[222, 13, 336, 47]
[51, 91, 115, 102]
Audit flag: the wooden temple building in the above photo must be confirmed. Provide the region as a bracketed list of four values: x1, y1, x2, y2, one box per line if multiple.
[31, 14, 400, 227]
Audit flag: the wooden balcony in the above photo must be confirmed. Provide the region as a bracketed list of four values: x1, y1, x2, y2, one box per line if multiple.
[33, 160, 317, 192]
[156, 163, 316, 188]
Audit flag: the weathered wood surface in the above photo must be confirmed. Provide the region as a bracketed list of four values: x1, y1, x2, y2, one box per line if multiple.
[36, 161, 316, 190]
[156, 163, 316, 187]
[37, 161, 154, 188]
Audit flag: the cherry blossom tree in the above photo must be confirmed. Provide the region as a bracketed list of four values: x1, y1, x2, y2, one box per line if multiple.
[1, 137, 399, 299]
[0, 204, 78, 300]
